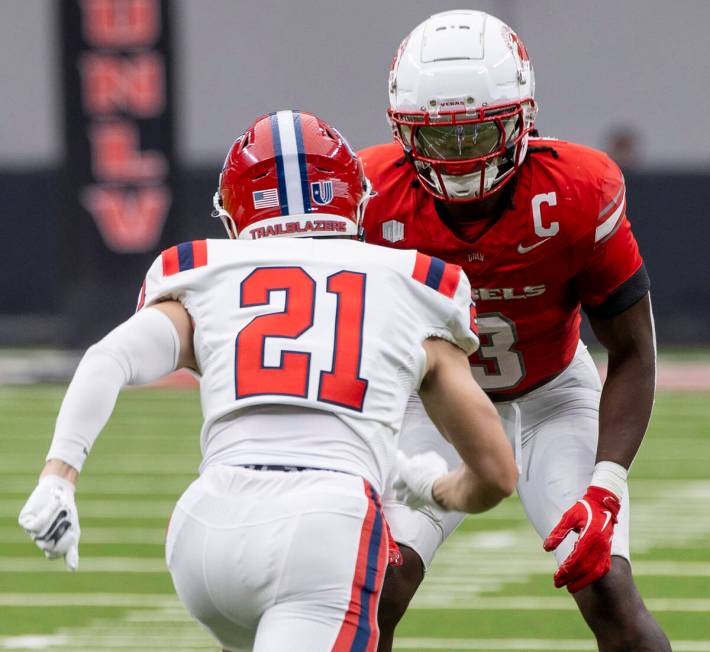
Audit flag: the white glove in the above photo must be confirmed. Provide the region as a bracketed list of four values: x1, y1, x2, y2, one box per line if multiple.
[393, 450, 449, 510]
[18, 475, 80, 571]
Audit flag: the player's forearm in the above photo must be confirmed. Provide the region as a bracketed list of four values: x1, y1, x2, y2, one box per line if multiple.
[597, 345, 655, 468]
[432, 388, 518, 498]
[421, 377, 517, 498]
[591, 295, 656, 469]
[46, 344, 130, 471]
[433, 465, 512, 513]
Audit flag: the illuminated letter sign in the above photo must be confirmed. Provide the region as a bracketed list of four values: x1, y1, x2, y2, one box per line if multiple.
[61, 0, 174, 253]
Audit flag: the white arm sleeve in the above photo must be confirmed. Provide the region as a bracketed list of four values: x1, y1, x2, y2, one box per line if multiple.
[46, 308, 181, 471]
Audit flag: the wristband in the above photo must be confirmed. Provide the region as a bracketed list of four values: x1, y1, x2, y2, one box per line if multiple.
[39, 474, 76, 494]
[590, 460, 627, 500]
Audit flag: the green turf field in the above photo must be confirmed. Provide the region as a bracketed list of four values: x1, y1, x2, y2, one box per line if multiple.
[1, 386, 709, 651]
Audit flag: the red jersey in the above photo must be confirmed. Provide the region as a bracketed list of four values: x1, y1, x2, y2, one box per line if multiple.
[359, 138, 646, 399]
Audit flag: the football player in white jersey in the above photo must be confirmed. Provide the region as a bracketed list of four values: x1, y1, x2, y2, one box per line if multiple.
[18, 111, 517, 652]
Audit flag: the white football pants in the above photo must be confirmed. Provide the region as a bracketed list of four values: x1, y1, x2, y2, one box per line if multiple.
[166, 465, 388, 651]
[385, 341, 631, 568]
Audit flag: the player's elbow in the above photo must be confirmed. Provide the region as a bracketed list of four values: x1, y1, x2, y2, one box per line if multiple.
[461, 482, 510, 514]
[485, 464, 517, 501]
[475, 456, 518, 510]
[455, 458, 518, 514]
[497, 459, 519, 497]
[81, 341, 131, 383]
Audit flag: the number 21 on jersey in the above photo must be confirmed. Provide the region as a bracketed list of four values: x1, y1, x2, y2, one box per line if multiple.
[234, 266, 369, 411]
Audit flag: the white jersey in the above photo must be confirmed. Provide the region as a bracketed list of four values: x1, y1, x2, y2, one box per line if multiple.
[140, 237, 477, 492]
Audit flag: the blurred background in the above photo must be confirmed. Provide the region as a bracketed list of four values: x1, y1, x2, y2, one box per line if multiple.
[1, 2, 709, 650]
[1, 0, 709, 354]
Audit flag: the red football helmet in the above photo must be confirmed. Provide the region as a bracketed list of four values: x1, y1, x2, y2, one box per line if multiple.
[213, 111, 371, 240]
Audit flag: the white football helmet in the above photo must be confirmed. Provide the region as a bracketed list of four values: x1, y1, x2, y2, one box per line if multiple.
[388, 10, 537, 202]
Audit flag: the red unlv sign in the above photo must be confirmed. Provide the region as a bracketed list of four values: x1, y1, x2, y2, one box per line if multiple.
[62, 0, 173, 253]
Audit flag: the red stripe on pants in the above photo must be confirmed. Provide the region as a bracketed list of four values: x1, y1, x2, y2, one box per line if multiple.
[364, 484, 387, 652]
[331, 481, 384, 652]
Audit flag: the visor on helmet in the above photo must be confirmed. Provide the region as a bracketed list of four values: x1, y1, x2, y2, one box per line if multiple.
[410, 118, 518, 161]
[390, 100, 536, 201]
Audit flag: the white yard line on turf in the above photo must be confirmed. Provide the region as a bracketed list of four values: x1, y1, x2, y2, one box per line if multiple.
[0, 499, 176, 519]
[394, 640, 710, 651]
[0, 527, 166, 544]
[409, 595, 710, 612]
[2, 593, 709, 612]
[2, 477, 188, 495]
[0, 594, 180, 608]
[0, 457, 197, 474]
[1, 637, 212, 651]
[425, 560, 710, 577]
[4, 633, 710, 652]
[0, 558, 168, 573]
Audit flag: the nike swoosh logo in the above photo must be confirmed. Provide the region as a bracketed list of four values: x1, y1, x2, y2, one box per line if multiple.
[517, 238, 552, 254]
[601, 510, 612, 532]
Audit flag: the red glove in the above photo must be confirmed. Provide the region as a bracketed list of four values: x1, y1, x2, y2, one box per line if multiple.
[543, 486, 621, 593]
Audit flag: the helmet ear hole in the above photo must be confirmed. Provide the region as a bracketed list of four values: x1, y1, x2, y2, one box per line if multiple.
[212, 191, 237, 239]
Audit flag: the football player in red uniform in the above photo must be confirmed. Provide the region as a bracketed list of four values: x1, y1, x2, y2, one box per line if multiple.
[361, 10, 671, 652]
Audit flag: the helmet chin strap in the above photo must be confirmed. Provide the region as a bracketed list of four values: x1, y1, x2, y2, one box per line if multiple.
[356, 177, 374, 227]
[211, 192, 239, 239]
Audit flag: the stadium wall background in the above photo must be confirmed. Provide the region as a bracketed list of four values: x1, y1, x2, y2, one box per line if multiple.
[1, 0, 708, 348]
[0, 167, 708, 347]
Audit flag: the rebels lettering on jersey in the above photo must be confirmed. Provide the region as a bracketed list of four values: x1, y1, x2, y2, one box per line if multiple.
[359, 138, 647, 398]
[136, 238, 476, 490]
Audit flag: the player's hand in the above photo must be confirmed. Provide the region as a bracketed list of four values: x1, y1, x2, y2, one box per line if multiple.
[393, 450, 449, 509]
[18, 475, 80, 571]
[543, 486, 621, 593]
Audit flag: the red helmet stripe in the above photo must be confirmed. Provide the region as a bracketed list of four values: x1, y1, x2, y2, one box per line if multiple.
[293, 111, 312, 212]
[268, 112, 290, 215]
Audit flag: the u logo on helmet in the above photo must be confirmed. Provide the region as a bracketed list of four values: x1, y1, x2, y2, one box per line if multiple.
[311, 180, 334, 205]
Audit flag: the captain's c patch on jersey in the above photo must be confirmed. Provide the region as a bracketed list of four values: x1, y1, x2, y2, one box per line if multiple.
[162, 240, 208, 276]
